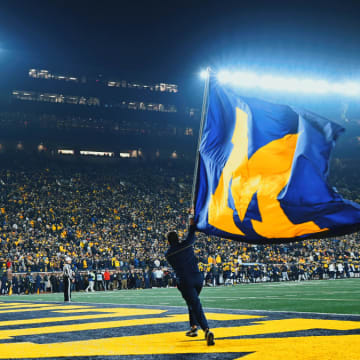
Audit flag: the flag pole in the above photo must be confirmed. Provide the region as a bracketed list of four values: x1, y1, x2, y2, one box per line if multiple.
[191, 67, 212, 211]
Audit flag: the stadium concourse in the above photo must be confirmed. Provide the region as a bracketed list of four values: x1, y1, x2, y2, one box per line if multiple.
[0, 157, 359, 296]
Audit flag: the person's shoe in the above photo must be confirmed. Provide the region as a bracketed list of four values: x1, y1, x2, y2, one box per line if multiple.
[185, 328, 198, 337]
[205, 329, 215, 346]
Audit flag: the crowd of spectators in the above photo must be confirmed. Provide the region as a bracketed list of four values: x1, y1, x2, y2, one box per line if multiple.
[0, 158, 359, 295]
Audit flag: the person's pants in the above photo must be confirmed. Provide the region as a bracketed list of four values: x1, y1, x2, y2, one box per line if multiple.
[105, 280, 110, 290]
[86, 281, 94, 292]
[121, 279, 127, 289]
[177, 273, 209, 331]
[64, 277, 71, 301]
[113, 280, 118, 289]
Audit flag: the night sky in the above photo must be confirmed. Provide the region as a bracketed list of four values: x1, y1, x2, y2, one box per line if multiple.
[1, 0, 360, 84]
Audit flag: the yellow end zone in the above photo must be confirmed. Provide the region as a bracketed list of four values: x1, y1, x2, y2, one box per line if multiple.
[0, 301, 358, 360]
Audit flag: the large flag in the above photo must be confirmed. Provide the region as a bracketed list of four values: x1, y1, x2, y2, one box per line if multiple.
[194, 76, 360, 244]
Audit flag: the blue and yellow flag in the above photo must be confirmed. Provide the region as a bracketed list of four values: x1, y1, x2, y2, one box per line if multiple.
[194, 77, 360, 243]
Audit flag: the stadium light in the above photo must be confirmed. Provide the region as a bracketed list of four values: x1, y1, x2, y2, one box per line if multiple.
[216, 70, 360, 97]
[200, 69, 210, 80]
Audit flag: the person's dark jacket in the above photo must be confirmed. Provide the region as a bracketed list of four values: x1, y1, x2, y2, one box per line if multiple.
[165, 225, 199, 281]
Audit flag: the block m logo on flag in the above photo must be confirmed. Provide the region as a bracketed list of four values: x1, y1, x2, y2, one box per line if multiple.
[194, 76, 360, 243]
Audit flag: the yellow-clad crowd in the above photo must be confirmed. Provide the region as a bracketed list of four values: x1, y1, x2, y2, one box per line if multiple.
[0, 161, 359, 292]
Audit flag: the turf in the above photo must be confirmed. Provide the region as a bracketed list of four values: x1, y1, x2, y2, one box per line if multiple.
[3, 278, 359, 315]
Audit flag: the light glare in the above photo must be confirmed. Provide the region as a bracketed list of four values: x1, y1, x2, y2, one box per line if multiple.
[216, 70, 360, 97]
[200, 70, 209, 79]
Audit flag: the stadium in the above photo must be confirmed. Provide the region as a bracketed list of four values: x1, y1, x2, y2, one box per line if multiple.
[0, 1, 360, 359]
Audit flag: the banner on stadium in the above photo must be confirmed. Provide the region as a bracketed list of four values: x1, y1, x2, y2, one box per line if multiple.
[194, 75, 360, 244]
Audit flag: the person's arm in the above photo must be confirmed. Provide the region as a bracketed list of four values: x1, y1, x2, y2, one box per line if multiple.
[181, 216, 196, 246]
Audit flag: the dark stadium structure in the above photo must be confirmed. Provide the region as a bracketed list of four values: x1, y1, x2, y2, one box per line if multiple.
[1, 63, 360, 163]
[0, 65, 201, 161]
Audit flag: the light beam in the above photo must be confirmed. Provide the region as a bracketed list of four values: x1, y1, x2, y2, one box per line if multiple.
[216, 70, 360, 97]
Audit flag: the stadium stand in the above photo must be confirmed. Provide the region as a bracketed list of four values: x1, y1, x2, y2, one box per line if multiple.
[0, 158, 359, 295]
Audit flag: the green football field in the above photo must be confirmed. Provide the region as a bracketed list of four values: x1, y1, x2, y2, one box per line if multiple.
[4, 278, 359, 315]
